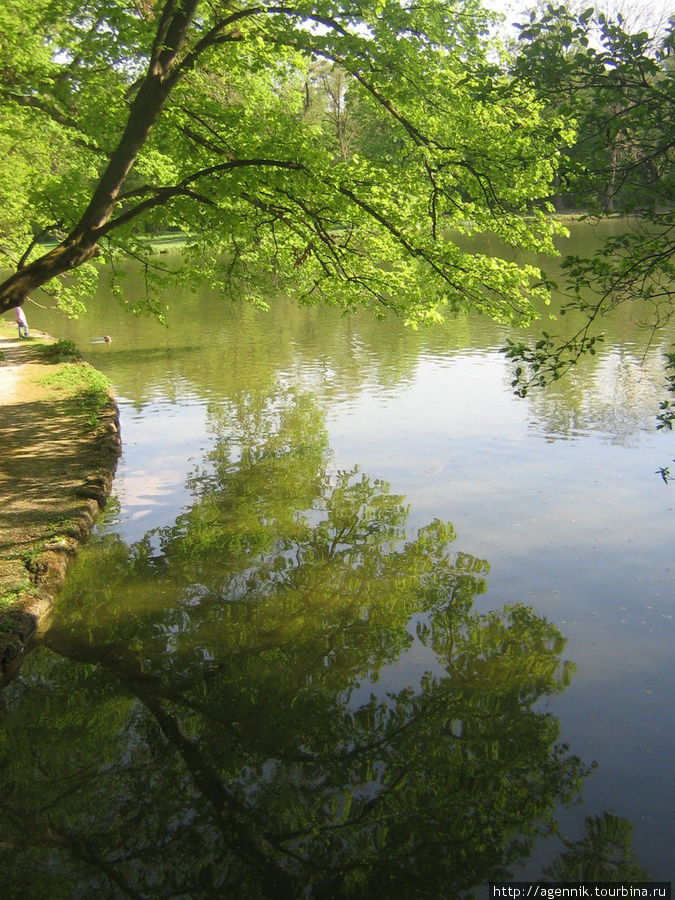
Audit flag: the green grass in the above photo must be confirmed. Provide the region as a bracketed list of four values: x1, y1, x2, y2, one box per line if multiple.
[40, 363, 113, 427]
[0, 580, 35, 631]
[144, 232, 187, 251]
[0, 583, 32, 607]
[36, 339, 82, 363]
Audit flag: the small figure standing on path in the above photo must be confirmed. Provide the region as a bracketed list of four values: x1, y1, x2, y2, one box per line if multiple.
[14, 306, 29, 339]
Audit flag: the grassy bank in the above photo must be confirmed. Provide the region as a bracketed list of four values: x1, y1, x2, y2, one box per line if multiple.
[0, 324, 122, 678]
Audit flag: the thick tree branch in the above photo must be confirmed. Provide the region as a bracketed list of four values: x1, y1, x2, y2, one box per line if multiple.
[100, 158, 307, 235]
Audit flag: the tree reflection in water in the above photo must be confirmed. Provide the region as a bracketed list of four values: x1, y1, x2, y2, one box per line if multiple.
[1, 390, 598, 898]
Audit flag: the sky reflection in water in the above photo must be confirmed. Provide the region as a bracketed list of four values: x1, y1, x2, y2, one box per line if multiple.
[2, 228, 675, 890]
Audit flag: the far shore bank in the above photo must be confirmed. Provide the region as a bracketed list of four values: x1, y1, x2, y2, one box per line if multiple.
[0, 322, 122, 682]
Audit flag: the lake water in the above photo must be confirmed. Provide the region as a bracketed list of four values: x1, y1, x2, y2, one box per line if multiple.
[1, 222, 674, 895]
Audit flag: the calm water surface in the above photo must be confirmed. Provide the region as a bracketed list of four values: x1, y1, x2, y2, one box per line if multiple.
[1, 222, 674, 896]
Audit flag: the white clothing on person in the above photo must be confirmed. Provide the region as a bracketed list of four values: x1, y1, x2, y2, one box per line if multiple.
[14, 306, 29, 338]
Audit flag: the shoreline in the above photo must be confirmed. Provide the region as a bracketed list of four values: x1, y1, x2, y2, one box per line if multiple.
[0, 325, 122, 681]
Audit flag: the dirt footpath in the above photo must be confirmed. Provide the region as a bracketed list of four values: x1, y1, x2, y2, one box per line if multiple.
[0, 322, 121, 679]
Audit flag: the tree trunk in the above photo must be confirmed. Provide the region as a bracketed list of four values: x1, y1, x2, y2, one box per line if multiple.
[604, 146, 618, 213]
[0, 241, 99, 314]
[0, 0, 200, 316]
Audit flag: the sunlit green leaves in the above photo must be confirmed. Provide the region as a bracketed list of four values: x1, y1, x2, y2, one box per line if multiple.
[0, 0, 569, 326]
[505, 7, 675, 415]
